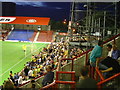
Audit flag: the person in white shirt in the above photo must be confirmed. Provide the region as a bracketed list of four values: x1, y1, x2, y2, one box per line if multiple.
[18, 75, 23, 85]
[107, 44, 113, 57]
[28, 68, 33, 79]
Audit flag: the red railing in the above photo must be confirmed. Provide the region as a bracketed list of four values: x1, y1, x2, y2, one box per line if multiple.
[56, 71, 76, 89]
[41, 71, 76, 89]
[56, 71, 75, 81]
[97, 73, 120, 89]
[95, 67, 105, 81]
[103, 33, 120, 44]
[41, 80, 57, 90]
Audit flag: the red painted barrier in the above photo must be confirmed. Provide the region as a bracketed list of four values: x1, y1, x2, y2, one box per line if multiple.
[97, 73, 120, 86]
[41, 80, 56, 90]
[95, 67, 105, 81]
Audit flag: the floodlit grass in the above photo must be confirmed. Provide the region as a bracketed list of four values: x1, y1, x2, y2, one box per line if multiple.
[0, 41, 48, 85]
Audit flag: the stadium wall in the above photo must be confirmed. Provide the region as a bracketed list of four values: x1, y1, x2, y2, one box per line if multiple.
[2, 24, 50, 31]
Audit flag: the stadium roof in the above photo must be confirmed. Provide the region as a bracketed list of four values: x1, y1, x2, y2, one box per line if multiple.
[0, 16, 50, 25]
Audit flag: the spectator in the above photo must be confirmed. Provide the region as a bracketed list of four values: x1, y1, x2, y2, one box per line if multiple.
[103, 44, 120, 60]
[9, 71, 14, 83]
[14, 73, 19, 86]
[42, 66, 54, 87]
[100, 44, 120, 78]
[31, 55, 35, 60]
[31, 80, 36, 89]
[18, 74, 23, 85]
[28, 68, 33, 79]
[112, 44, 120, 60]
[3, 80, 14, 88]
[24, 66, 29, 79]
[76, 66, 97, 89]
[90, 40, 109, 70]
[3, 40, 72, 87]
[9, 71, 13, 77]
[33, 67, 37, 77]
[77, 48, 83, 55]
[31, 84, 35, 88]
[39, 69, 44, 75]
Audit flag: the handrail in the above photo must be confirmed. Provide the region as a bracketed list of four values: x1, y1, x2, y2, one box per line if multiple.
[56, 70, 75, 89]
[41, 80, 76, 90]
[60, 49, 92, 71]
[55, 81, 75, 84]
[97, 73, 120, 86]
[73, 48, 92, 60]
[61, 58, 73, 61]
[56, 71, 75, 81]
[41, 80, 56, 89]
[103, 33, 120, 44]
[56, 71, 75, 74]
[95, 67, 105, 81]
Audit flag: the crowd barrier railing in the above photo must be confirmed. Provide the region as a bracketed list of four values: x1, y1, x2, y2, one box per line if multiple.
[97, 73, 120, 89]
[41, 71, 76, 89]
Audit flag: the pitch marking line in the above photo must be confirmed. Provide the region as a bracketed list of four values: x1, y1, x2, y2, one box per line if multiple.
[0, 44, 45, 77]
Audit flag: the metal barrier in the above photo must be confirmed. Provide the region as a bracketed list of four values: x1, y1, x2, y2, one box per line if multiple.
[41, 80, 57, 90]
[42, 71, 76, 89]
[97, 73, 120, 89]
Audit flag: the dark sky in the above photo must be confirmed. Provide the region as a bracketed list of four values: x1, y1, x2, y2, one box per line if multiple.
[16, 2, 71, 21]
[1, 1, 119, 21]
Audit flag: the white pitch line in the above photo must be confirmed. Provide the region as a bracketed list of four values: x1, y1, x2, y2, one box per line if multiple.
[0, 44, 44, 77]
[0, 52, 30, 77]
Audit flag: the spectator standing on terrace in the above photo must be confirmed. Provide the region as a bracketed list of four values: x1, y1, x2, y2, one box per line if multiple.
[24, 66, 29, 80]
[42, 66, 54, 87]
[76, 66, 97, 89]
[90, 40, 109, 70]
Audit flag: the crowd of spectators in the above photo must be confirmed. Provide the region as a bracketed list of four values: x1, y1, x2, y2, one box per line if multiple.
[2, 35, 120, 89]
[2, 37, 83, 88]
[0, 29, 10, 41]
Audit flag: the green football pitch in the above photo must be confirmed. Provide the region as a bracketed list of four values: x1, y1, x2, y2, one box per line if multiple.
[0, 41, 48, 85]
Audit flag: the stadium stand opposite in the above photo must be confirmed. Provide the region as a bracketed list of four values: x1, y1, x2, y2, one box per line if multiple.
[7, 29, 34, 41]
[37, 31, 54, 42]
[29, 31, 37, 42]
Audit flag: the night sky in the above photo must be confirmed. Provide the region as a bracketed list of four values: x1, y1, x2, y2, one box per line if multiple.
[0, 0, 119, 22]
[16, 2, 71, 21]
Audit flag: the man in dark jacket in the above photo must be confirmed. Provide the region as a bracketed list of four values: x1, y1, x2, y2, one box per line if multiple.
[42, 66, 54, 87]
